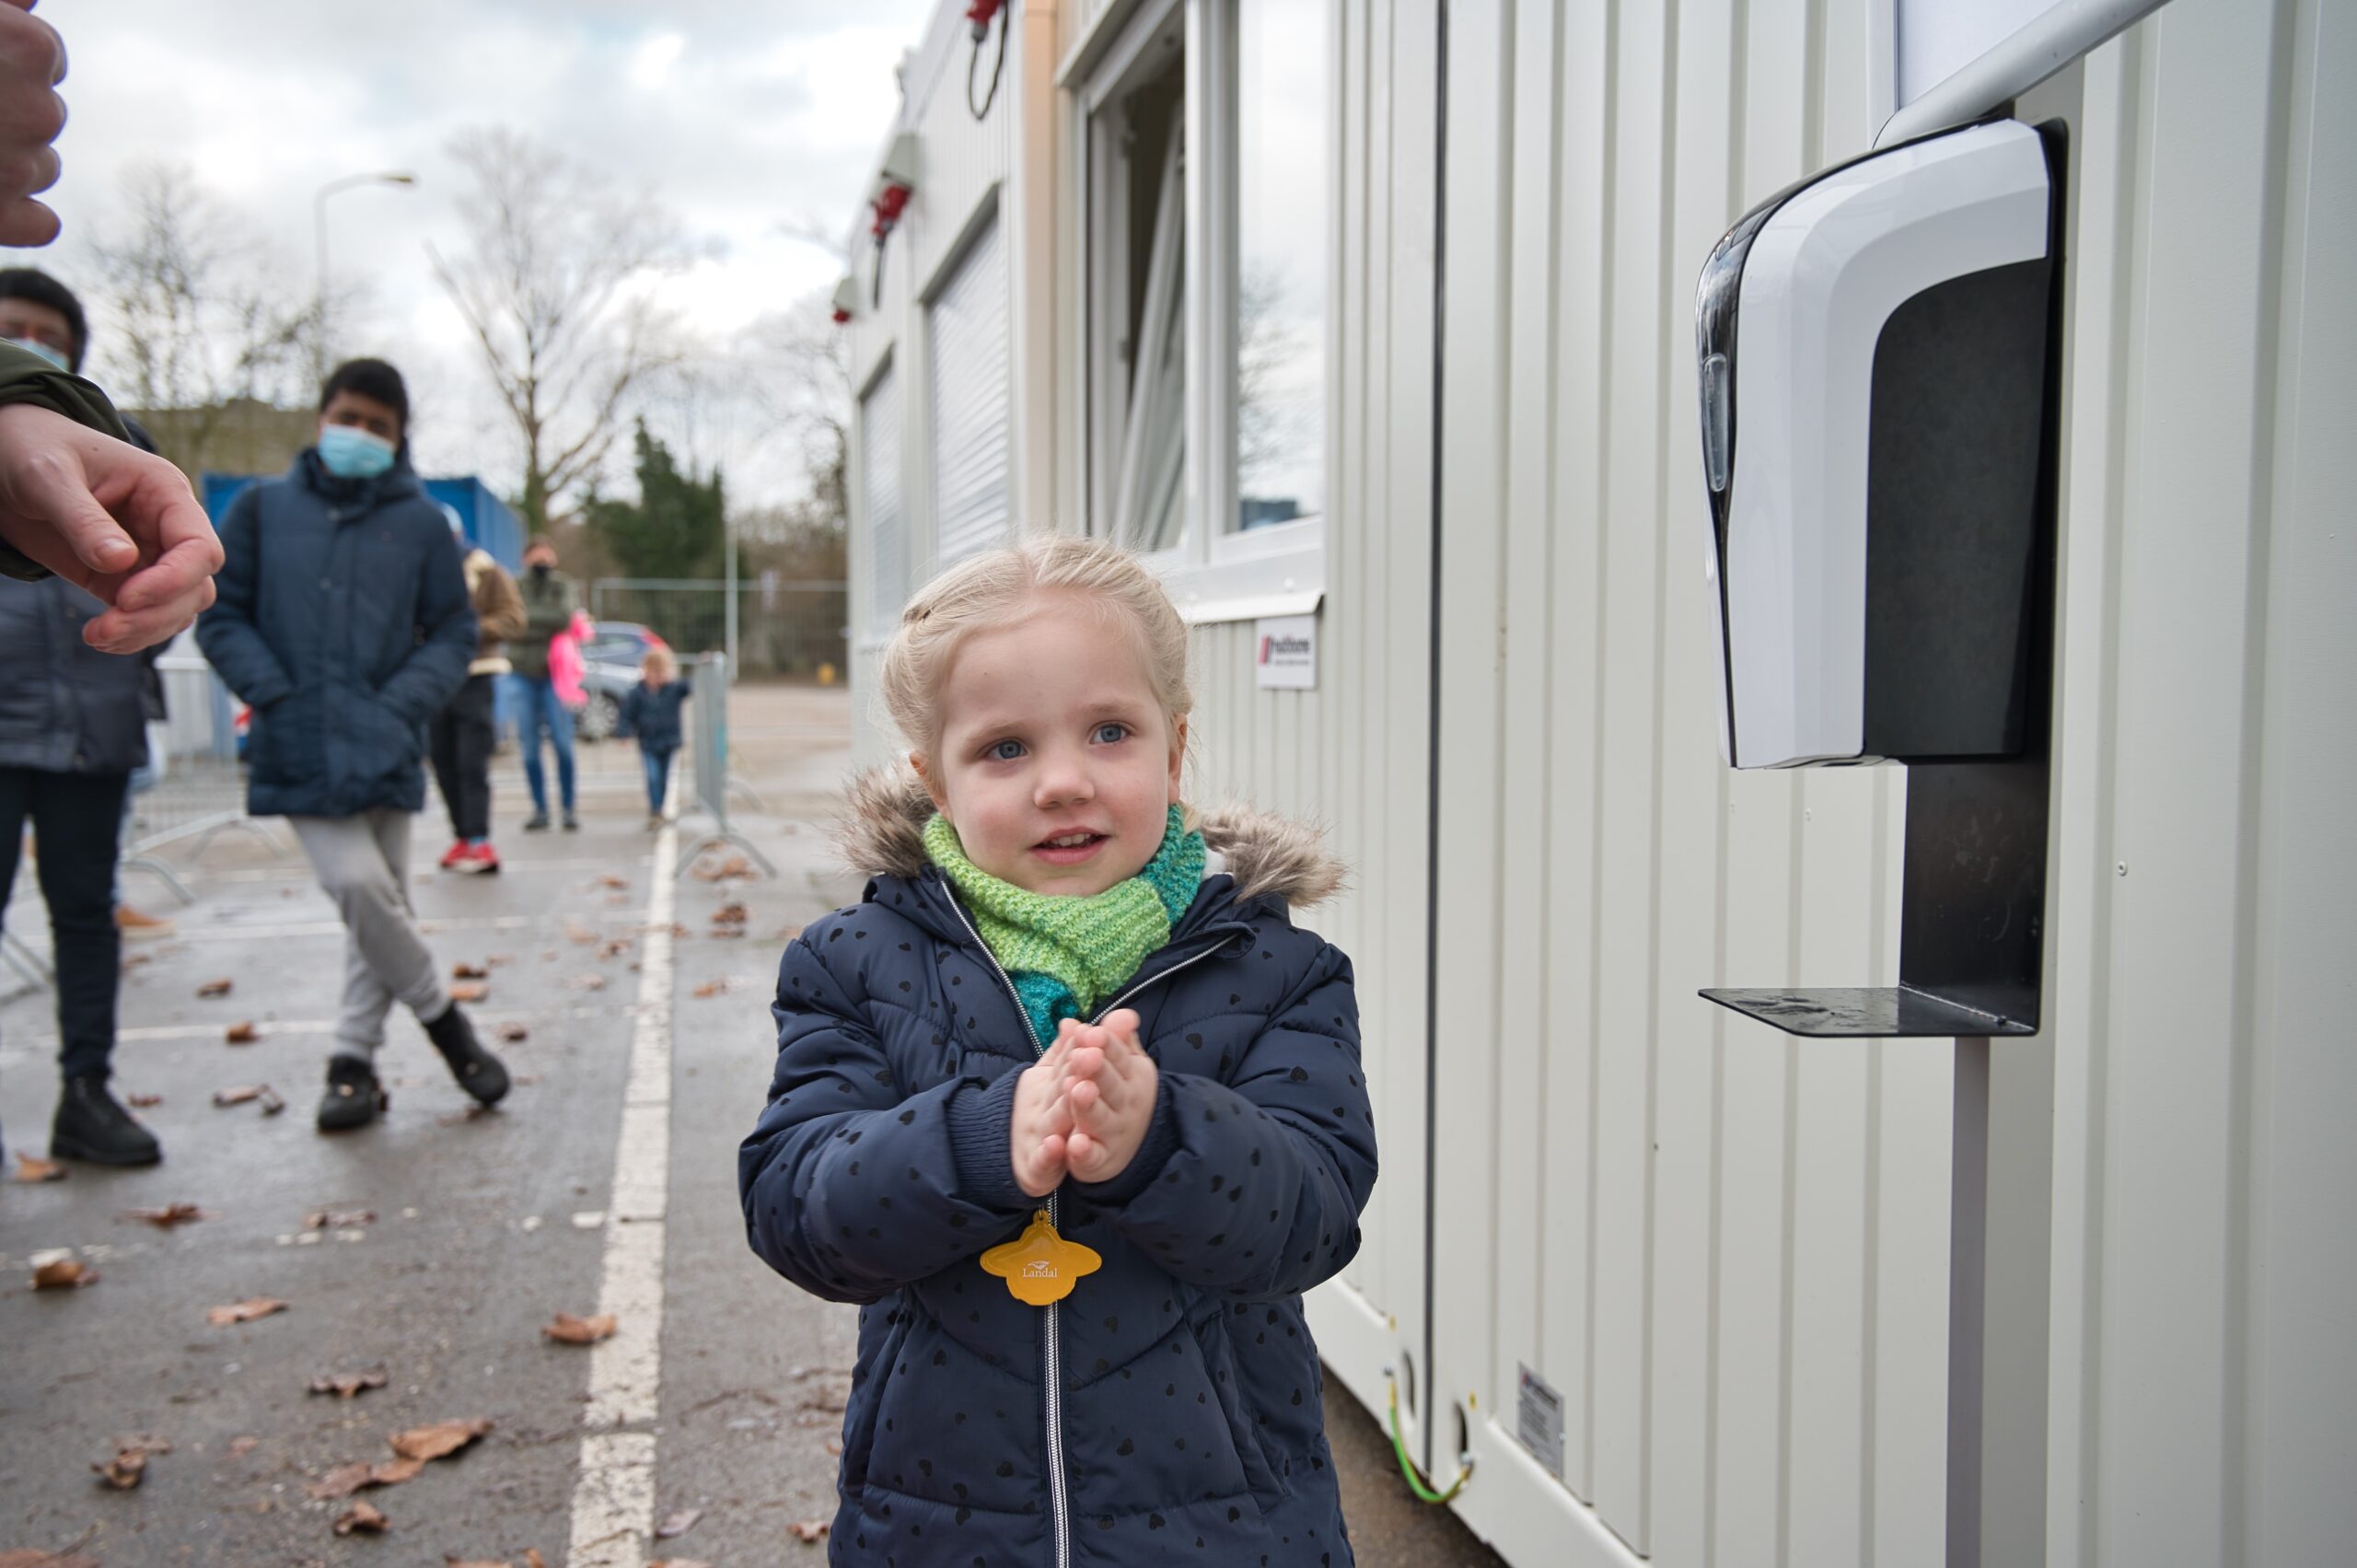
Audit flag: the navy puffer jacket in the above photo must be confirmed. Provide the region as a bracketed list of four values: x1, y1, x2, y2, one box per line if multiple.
[741, 770, 1377, 1568]
[196, 452, 475, 819]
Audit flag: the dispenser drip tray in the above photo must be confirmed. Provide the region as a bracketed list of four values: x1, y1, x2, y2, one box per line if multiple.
[1701, 985, 2037, 1039]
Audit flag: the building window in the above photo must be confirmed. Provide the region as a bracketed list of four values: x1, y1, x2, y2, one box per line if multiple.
[1233, 0, 1328, 534]
[928, 213, 1012, 564]
[1086, 3, 1188, 554]
[861, 361, 906, 633]
[1080, 0, 1331, 618]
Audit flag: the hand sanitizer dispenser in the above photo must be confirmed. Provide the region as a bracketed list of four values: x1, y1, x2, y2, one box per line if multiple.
[1697, 119, 2059, 770]
[1691, 117, 2065, 1040]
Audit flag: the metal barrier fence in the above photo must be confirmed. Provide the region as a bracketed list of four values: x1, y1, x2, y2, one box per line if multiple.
[121, 654, 286, 900]
[587, 578, 847, 679]
[679, 652, 773, 878]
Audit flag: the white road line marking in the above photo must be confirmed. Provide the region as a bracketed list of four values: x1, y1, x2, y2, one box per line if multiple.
[567, 823, 677, 1568]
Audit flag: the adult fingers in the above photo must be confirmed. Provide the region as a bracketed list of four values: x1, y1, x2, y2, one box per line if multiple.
[0, 194, 57, 247]
[83, 574, 213, 655]
[5, 442, 136, 576]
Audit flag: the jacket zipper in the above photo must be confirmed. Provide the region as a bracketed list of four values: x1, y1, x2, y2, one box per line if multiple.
[939, 892, 1242, 1568]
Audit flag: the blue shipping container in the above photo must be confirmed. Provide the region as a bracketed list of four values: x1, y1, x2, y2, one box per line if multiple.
[199, 472, 524, 574]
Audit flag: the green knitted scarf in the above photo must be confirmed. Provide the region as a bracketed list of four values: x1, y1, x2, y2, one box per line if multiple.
[924, 807, 1204, 1046]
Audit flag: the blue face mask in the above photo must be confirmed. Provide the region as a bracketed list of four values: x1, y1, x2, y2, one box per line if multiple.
[318, 423, 397, 481]
[8, 337, 70, 371]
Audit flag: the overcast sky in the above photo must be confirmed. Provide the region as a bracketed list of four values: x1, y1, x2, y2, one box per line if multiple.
[12, 0, 935, 506]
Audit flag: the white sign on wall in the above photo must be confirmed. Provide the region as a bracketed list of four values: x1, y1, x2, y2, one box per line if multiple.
[1254, 614, 1318, 690]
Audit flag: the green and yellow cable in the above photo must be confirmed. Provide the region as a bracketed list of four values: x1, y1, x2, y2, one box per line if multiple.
[1384, 1369, 1473, 1505]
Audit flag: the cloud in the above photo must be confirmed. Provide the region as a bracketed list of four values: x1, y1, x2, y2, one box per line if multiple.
[17, 0, 933, 505]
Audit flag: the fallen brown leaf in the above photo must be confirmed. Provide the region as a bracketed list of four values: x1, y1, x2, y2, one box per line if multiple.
[563, 922, 598, 945]
[371, 1457, 426, 1485]
[224, 1020, 259, 1044]
[213, 1084, 263, 1107]
[257, 1085, 287, 1116]
[332, 1499, 389, 1536]
[523, 1553, 548, 1568]
[122, 1202, 209, 1228]
[449, 981, 490, 1004]
[693, 854, 752, 882]
[308, 1369, 389, 1400]
[304, 1208, 377, 1230]
[824, 1437, 842, 1456]
[711, 902, 749, 926]
[691, 979, 726, 999]
[91, 1432, 170, 1489]
[126, 1092, 163, 1109]
[437, 1104, 493, 1125]
[789, 1517, 831, 1542]
[655, 1506, 702, 1539]
[0, 1551, 100, 1567]
[486, 952, 515, 967]
[307, 1463, 373, 1500]
[452, 961, 490, 980]
[197, 977, 233, 997]
[12, 1152, 66, 1183]
[388, 1418, 493, 1462]
[573, 973, 608, 992]
[541, 1311, 617, 1345]
[31, 1252, 96, 1289]
[229, 1435, 260, 1458]
[496, 1022, 528, 1043]
[205, 1297, 287, 1326]
[598, 874, 629, 889]
[670, 922, 692, 939]
[597, 935, 633, 959]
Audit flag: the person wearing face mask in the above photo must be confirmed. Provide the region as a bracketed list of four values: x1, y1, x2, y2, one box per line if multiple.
[197, 358, 511, 1132]
[507, 535, 581, 831]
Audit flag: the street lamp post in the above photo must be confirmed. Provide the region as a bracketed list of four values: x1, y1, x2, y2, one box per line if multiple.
[312, 171, 418, 369]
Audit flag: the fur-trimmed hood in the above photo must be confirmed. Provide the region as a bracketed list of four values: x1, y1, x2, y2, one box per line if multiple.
[837, 763, 1346, 909]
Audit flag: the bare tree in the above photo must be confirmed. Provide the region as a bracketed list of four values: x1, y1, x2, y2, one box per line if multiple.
[430, 126, 692, 531]
[737, 290, 852, 534]
[79, 164, 315, 476]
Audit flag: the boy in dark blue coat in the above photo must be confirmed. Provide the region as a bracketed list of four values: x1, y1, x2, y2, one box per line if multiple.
[742, 537, 1375, 1567]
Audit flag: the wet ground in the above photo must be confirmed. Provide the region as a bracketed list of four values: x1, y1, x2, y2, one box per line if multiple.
[0, 685, 1502, 1568]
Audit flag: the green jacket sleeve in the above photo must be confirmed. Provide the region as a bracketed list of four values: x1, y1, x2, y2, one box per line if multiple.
[0, 342, 137, 583]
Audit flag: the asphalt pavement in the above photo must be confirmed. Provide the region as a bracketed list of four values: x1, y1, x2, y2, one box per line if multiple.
[0, 686, 1502, 1568]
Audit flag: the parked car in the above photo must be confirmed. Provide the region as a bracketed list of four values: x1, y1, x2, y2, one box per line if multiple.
[574, 621, 670, 743]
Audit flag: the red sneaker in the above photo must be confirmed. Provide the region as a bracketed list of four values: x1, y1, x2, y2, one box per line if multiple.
[455, 842, 502, 876]
[438, 840, 468, 870]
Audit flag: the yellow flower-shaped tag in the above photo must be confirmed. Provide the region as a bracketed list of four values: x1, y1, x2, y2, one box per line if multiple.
[980, 1211, 1103, 1307]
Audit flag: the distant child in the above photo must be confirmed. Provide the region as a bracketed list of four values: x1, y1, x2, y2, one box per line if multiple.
[739, 536, 1376, 1566]
[614, 645, 689, 828]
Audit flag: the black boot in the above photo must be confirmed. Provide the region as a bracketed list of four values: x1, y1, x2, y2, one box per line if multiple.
[424, 1005, 509, 1106]
[317, 1054, 387, 1132]
[51, 1074, 162, 1166]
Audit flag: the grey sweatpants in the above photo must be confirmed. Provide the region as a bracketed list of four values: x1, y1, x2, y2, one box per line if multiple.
[288, 810, 452, 1061]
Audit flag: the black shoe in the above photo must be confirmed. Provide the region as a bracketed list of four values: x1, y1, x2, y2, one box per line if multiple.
[51, 1074, 162, 1166]
[523, 813, 552, 831]
[317, 1055, 387, 1132]
[424, 1005, 509, 1106]
[561, 811, 580, 831]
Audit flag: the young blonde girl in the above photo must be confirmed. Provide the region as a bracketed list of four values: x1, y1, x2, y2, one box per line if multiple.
[740, 535, 1375, 1567]
[613, 644, 688, 828]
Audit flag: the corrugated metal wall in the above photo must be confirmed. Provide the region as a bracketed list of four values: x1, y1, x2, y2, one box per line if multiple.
[846, 4, 1018, 767]
[2043, 4, 2355, 1566]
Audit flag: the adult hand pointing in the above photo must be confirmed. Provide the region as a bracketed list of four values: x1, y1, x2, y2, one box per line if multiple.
[0, 403, 222, 651]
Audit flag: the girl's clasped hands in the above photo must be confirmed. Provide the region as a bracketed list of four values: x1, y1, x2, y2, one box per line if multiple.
[1009, 1008, 1157, 1197]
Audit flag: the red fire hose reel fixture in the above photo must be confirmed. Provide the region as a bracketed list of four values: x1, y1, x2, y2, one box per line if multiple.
[867, 131, 920, 308]
[967, 0, 1009, 119]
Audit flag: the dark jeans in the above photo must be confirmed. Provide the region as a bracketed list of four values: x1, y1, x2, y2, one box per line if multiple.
[0, 767, 129, 1082]
[429, 673, 497, 842]
[641, 747, 677, 815]
[507, 674, 576, 815]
